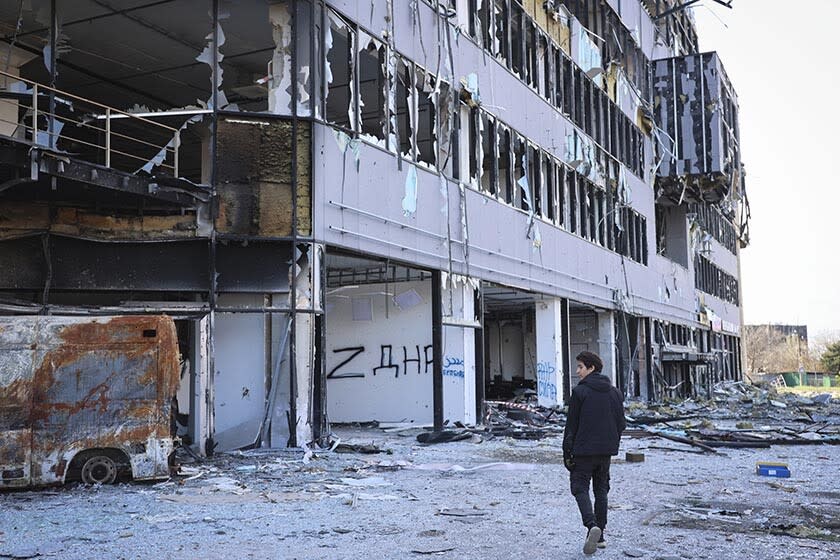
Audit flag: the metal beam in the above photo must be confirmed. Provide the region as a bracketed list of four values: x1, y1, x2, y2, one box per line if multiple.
[432, 270, 444, 432]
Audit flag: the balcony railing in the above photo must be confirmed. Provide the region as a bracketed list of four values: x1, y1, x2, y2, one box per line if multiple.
[0, 70, 181, 177]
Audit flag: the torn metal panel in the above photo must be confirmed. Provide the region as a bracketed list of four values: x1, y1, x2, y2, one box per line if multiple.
[653, 52, 740, 203]
[402, 164, 418, 216]
[0, 315, 179, 489]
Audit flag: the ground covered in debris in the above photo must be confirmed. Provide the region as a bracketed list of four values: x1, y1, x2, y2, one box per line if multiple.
[2, 422, 839, 560]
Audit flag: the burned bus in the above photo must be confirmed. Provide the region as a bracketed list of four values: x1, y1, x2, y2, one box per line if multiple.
[0, 315, 180, 488]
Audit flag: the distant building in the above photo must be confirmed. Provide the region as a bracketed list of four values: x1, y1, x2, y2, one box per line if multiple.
[745, 324, 808, 344]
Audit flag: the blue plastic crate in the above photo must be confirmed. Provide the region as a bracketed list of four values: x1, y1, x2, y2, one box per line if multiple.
[756, 463, 791, 478]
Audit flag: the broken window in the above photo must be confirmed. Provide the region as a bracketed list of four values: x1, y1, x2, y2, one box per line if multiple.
[573, 67, 583, 126]
[557, 163, 566, 229]
[553, 45, 563, 109]
[415, 67, 436, 167]
[538, 35, 550, 102]
[524, 19, 536, 88]
[543, 153, 555, 222]
[596, 189, 606, 246]
[394, 57, 412, 158]
[468, 107, 479, 186]
[295, 0, 314, 116]
[469, 0, 492, 51]
[326, 12, 354, 129]
[569, 170, 578, 233]
[606, 188, 615, 250]
[578, 178, 588, 240]
[480, 111, 495, 196]
[528, 144, 541, 216]
[587, 184, 597, 243]
[496, 123, 513, 204]
[510, 4, 524, 78]
[437, 81, 454, 173]
[513, 133, 527, 210]
[562, 55, 574, 117]
[357, 32, 387, 143]
[493, 0, 509, 64]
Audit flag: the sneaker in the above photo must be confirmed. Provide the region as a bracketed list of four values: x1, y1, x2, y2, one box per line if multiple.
[583, 526, 602, 555]
[597, 534, 606, 549]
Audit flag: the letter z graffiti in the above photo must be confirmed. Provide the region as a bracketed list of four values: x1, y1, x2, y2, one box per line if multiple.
[327, 346, 366, 379]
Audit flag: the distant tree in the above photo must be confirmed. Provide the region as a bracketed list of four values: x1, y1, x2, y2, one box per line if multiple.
[821, 341, 840, 374]
[743, 326, 800, 377]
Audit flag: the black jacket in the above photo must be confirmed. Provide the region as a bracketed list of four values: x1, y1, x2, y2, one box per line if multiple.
[562, 373, 626, 457]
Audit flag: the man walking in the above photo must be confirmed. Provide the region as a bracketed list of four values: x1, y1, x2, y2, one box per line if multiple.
[562, 351, 626, 555]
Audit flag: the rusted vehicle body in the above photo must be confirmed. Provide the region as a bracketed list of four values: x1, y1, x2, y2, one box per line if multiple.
[0, 315, 179, 489]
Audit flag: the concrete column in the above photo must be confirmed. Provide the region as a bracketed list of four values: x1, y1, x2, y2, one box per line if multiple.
[535, 298, 563, 407]
[597, 310, 617, 384]
[442, 279, 477, 425]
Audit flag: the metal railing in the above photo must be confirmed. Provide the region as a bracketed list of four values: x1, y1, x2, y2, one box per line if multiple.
[0, 69, 180, 177]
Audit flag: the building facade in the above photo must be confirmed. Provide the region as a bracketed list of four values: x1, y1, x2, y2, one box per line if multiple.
[0, 0, 748, 454]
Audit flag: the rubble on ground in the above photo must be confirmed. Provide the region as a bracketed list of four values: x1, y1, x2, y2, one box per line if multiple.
[410, 381, 840, 451]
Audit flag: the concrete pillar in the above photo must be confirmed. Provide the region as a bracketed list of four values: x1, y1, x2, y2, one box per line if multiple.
[597, 310, 617, 384]
[535, 298, 563, 407]
[442, 278, 477, 425]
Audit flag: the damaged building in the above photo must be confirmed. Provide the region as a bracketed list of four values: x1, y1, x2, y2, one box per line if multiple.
[0, 0, 748, 457]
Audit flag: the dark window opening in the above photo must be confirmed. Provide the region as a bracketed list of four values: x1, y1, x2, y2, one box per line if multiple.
[578, 179, 588, 239]
[468, 107, 479, 184]
[480, 112, 496, 195]
[514, 133, 527, 211]
[326, 14, 354, 129]
[524, 20, 537, 88]
[497, 124, 513, 204]
[395, 58, 412, 157]
[358, 33, 386, 142]
[510, 4, 524, 78]
[569, 171, 578, 233]
[415, 67, 437, 166]
[544, 154, 555, 222]
[529, 144, 541, 216]
[494, 0, 509, 63]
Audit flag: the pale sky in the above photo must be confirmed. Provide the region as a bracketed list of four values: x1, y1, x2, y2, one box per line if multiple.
[692, 1, 840, 337]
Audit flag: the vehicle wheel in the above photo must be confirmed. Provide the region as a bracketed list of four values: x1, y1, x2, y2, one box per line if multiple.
[80, 455, 118, 485]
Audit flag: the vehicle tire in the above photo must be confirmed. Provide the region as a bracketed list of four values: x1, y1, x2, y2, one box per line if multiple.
[80, 455, 118, 485]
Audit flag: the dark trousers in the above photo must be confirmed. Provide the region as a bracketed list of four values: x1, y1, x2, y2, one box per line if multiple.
[569, 455, 611, 530]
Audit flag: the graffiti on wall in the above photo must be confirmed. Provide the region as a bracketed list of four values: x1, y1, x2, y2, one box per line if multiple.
[328, 344, 433, 379]
[536, 361, 557, 401]
[443, 356, 465, 379]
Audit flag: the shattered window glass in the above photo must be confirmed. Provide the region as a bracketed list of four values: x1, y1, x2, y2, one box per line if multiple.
[543, 153, 554, 222]
[493, 0, 508, 64]
[557, 163, 566, 228]
[415, 66, 436, 167]
[538, 34, 550, 102]
[569, 170, 577, 233]
[510, 5, 523, 78]
[513, 133, 526, 210]
[437, 81, 453, 173]
[528, 144, 540, 216]
[326, 11, 353, 130]
[496, 123, 512, 204]
[480, 111, 495, 196]
[524, 18, 535, 87]
[468, 107, 478, 186]
[394, 57, 412, 158]
[469, 0, 492, 51]
[357, 32, 386, 144]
